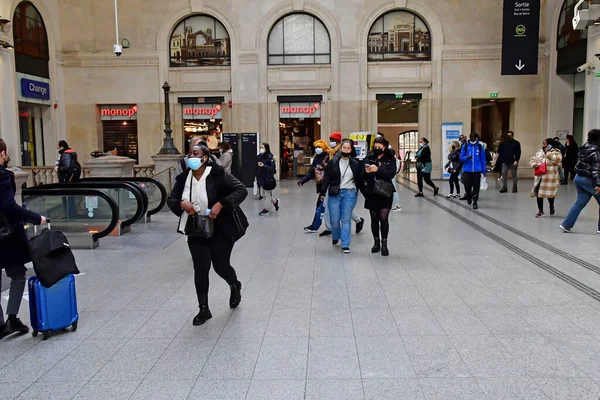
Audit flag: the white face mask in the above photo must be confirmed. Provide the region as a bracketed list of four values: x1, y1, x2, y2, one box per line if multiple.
[315, 148, 323, 155]
[259, 148, 265, 154]
[329, 141, 338, 148]
[419, 143, 424, 148]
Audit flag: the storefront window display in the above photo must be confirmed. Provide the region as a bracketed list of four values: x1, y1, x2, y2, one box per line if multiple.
[279, 101, 321, 178]
[181, 102, 224, 155]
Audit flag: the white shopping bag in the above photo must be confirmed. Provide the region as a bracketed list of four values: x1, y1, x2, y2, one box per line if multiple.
[253, 180, 258, 196]
[480, 175, 488, 191]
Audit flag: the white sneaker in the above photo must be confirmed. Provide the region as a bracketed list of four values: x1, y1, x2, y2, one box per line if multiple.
[446, 194, 452, 199]
[559, 225, 572, 233]
[391, 205, 401, 212]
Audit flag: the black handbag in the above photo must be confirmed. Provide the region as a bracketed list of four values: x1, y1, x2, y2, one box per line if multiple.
[373, 179, 395, 197]
[0, 211, 13, 241]
[182, 174, 214, 238]
[184, 213, 214, 238]
[263, 177, 277, 191]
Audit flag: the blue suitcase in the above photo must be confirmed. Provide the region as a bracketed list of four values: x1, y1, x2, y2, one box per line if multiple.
[28, 274, 79, 340]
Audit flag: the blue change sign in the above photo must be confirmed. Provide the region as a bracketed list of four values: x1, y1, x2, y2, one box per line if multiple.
[21, 78, 50, 100]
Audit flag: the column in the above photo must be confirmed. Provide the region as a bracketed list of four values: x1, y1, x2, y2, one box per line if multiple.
[584, 26, 600, 135]
[0, 48, 20, 162]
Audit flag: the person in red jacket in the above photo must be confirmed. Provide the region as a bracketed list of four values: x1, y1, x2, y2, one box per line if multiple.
[0, 139, 47, 340]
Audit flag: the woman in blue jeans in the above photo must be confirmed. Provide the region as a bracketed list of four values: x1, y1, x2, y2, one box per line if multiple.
[560, 129, 600, 234]
[320, 140, 363, 253]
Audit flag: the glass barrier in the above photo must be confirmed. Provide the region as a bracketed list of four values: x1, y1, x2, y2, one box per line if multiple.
[22, 188, 119, 240]
[35, 182, 147, 228]
[79, 177, 167, 216]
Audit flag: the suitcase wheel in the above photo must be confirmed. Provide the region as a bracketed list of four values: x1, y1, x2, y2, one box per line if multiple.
[42, 331, 50, 341]
[72, 322, 78, 332]
[32, 330, 38, 337]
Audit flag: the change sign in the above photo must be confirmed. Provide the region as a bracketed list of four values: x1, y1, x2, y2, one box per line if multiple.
[501, 0, 540, 75]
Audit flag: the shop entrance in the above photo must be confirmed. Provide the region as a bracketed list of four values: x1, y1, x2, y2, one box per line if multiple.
[18, 103, 47, 166]
[182, 103, 223, 155]
[376, 94, 420, 171]
[471, 99, 512, 152]
[278, 98, 322, 178]
[100, 105, 139, 162]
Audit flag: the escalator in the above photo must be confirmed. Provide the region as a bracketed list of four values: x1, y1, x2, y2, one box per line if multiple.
[32, 181, 148, 236]
[79, 177, 167, 216]
[22, 188, 120, 249]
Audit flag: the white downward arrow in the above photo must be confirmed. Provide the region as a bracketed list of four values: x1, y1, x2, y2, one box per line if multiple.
[515, 60, 525, 71]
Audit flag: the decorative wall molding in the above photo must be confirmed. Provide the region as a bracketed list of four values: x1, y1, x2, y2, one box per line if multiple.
[62, 56, 159, 68]
[170, 84, 231, 93]
[268, 84, 331, 91]
[340, 49, 360, 62]
[368, 82, 431, 89]
[442, 44, 550, 61]
[238, 51, 259, 64]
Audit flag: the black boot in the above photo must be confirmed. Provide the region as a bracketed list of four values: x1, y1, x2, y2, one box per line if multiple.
[381, 239, 389, 257]
[193, 305, 212, 326]
[371, 238, 381, 253]
[229, 281, 242, 309]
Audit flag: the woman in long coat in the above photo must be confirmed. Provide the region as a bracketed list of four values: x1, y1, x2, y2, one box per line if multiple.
[530, 138, 563, 218]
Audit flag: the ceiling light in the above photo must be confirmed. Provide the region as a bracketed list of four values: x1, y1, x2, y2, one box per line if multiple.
[390, 107, 395, 110]
[594, 20, 600, 25]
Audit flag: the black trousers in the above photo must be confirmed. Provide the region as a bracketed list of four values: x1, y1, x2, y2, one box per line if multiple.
[187, 235, 238, 306]
[463, 172, 481, 203]
[449, 172, 460, 194]
[417, 171, 436, 193]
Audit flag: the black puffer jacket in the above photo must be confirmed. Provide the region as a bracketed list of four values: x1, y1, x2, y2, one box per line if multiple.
[575, 141, 600, 187]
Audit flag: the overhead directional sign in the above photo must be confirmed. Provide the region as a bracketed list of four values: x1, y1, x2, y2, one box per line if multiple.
[501, 0, 540, 75]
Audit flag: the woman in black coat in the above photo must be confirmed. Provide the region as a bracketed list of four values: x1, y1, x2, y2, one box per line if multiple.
[168, 144, 249, 326]
[445, 141, 462, 198]
[0, 139, 46, 339]
[255, 143, 279, 216]
[362, 137, 396, 256]
[561, 135, 579, 184]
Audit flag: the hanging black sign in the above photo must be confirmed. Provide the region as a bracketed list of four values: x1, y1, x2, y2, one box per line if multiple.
[501, 0, 540, 76]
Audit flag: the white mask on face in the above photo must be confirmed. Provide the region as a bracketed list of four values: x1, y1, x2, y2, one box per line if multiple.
[329, 141, 338, 148]
[259, 148, 265, 154]
[315, 148, 323, 155]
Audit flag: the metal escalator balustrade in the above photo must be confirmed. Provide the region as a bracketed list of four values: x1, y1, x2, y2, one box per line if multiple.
[22, 188, 120, 249]
[34, 182, 148, 234]
[78, 177, 167, 216]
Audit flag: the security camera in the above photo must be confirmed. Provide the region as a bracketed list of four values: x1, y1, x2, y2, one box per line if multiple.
[577, 62, 591, 73]
[596, 53, 600, 61]
[113, 44, 122, 57]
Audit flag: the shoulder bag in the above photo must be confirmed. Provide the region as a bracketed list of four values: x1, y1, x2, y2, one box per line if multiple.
[183, 174, 214, 238]
[534, 156, 547, 176]
[328, 161, 350, 196]
[373, 179, 395, 197]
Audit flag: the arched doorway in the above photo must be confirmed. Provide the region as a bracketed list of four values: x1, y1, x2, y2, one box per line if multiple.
[397, 130, 419, 172]
[13, 1, 51, 167]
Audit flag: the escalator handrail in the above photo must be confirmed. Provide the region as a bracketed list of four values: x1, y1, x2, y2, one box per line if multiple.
[79, 177, 167, 216]
[22, 188, 119, 241]
[36, 182, 147, 228]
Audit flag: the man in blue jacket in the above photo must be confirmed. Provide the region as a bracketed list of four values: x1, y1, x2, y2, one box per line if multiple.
[460, 132, 487, 209]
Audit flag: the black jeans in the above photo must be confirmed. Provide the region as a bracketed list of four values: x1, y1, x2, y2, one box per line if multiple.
[449, 171, 460, 194]
[187, 235, 238, 306]
[463, 172, 481, 203]
[417, 171, 436, 193]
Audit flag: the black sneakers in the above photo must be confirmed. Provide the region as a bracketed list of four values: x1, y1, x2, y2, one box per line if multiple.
[304, 226, 318, 233]
[319, 230, 332, 237]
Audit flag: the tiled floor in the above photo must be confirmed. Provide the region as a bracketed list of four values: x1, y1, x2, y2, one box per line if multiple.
[1, 177, 600, 399]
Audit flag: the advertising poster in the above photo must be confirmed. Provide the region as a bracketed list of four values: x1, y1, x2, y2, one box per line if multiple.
[442, 122, 463, 180]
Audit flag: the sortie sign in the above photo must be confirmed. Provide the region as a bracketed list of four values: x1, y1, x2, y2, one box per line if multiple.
[501, 0, 540, 75]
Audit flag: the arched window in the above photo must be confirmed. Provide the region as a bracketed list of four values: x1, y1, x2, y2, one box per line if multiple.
[268, 13, 331, 65]
[368, 10, 431, 62]
[557, 0, 587, 50]
[13, 2, 49, 60]
[170, 14, 231, 67]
